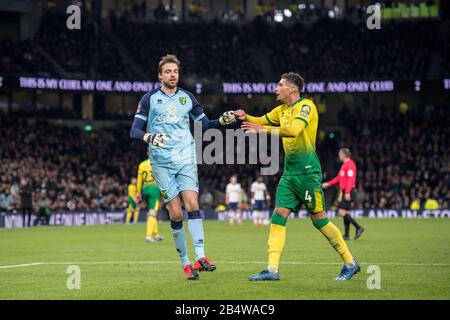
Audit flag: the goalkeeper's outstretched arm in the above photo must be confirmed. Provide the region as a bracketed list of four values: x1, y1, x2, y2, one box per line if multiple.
[196, 111, 236, 131]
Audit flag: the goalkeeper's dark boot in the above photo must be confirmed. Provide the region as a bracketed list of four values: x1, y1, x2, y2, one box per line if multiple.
[183, 264, 199, 280]
[355, 227, 365, 240]
[194, 257, 216, 272]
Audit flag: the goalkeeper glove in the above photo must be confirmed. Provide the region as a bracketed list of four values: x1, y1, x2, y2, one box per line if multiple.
[219, 111, 237, 126]
[143, 133, 169, 147]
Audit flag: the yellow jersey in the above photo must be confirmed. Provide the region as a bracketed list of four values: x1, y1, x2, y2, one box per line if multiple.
[264, 97, 322, 175]
[128, 184, 137, 199]
[137, 159, 158, 194]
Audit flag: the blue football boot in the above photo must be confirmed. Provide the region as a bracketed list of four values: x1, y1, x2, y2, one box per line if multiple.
[333, 260, 361, 281]
[248, 269, 280, 281]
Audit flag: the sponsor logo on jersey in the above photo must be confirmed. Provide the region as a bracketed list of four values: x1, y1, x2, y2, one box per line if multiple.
[156, 105, 179, 123]
[156, 114, 180, 123]
[167, 105, 177, 114]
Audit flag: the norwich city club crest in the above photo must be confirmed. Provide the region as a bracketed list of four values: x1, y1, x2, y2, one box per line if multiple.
[179, 97, 187, 105]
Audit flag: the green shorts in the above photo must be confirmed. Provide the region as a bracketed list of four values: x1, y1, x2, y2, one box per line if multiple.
[142, 185, 161, 211]
[275, 172, 325, 214]
[127, 196, 137, 209]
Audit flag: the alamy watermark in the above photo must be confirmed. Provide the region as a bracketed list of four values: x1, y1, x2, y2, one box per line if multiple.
[66, 265, 81, 290]
[163, 122, 281, 176]
[66, 5, 81, 30]
[366, 265, 381, 289]
[367, 5, 381, 30]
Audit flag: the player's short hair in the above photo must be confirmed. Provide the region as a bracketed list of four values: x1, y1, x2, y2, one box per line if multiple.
[339, 148, 351, 158]
[158, 54, 180, 74]
[281, 72, 304, 92]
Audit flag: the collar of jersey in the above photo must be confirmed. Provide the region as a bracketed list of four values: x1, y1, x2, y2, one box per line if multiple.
[290, 97, 305, 107]
[159, 88, 179, 97]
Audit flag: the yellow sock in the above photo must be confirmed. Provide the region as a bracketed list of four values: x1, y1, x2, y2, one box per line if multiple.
[125, 208, 132, 223]
[313, 218, 353, 265]
[146, 215, 156, 239]
[151, 216, 159, 237]
[133, 209, 139, 223]
[267, 212, 287, 271]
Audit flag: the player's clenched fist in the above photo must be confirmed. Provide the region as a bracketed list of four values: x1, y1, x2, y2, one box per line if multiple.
[143, 133, 169, 147]
[219, 111, 237, 125]
[233, 109, 246, 121]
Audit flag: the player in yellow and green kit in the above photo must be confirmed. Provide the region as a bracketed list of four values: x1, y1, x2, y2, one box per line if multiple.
[234, 72, 360, 281]
[125, 177, 139, 224]
[136, 158, 164, 243]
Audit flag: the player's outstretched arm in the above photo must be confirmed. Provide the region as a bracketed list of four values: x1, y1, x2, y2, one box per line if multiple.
[233, 109, 270, 125]
[197, 112, 236, 131]
[241, 119, 306, 137]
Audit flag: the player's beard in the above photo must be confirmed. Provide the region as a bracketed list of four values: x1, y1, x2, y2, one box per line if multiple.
[163, 80, 178, 89]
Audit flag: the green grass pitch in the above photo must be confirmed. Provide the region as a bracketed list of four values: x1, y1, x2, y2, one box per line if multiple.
[1, 218, 449, 299]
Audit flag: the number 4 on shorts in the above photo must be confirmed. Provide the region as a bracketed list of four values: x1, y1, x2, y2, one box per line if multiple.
[305, 190, 312, 202]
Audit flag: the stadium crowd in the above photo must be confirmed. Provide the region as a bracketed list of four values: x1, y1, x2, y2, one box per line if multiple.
[336, 104, 449, 210]
[0, 117, 143, 215]
[2, 11, 446, 81]
[0, 104, 448, 218]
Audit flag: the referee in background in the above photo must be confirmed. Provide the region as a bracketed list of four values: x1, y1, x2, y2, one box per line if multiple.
[323, 148, 364, 240]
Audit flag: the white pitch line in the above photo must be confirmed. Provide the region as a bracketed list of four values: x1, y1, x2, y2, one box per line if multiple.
[1, 261, 449, 269]
[0, 263, 44, 269]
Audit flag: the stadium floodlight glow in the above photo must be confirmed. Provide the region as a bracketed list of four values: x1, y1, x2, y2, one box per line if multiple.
[274, 11, 284, 23]
[328, 10, 336, 18]
[298, 4, 306, 10]
[283, 9, 292, 18]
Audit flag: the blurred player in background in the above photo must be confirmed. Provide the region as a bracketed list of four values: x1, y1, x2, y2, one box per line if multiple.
[323, 148, 364, 240]
[250, 175, 270, 227]
[235, 72, 360, 281]
[130, 54, 236, 280]
[136, 158, 163, 243]
[225, 175, 243, 226]
[125, 177, 139, 224]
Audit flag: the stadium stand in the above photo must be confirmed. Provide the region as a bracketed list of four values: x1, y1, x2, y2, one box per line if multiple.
[1, 12, 445, 80]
